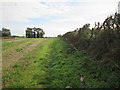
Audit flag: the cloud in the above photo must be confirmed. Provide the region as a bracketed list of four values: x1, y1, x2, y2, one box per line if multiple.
[52, 0, 119, 28]
[1, 1, 71, 23]
[1, 0, 119, 23]
[0, 0, 120, 36]
[0, 0, 70, 3]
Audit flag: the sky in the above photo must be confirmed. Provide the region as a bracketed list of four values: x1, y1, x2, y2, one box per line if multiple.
[0, 0, 120, 37]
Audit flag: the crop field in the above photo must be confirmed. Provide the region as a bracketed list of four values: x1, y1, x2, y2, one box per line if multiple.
[2, 38, 120, 88]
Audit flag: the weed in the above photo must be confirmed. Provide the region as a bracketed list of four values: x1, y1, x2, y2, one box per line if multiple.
[16, 48, 23, 52]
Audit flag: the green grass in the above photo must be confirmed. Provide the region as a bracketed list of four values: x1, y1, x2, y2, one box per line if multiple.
[2, 38, 20, 42]
[3, 38, 51, 88]
[3, 38, 120, 88]
[2, 39, 30, 50]
[2, 38, 42, 50]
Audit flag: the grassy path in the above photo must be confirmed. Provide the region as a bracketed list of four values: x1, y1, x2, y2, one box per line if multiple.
[2, 38, 90, 88]
[2, 38, 30, 50]
[3, 38, 119, 88]
[2, 38, 47, 68]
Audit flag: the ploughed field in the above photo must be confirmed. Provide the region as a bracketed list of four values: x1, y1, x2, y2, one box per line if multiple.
[2, 38, 119, 88]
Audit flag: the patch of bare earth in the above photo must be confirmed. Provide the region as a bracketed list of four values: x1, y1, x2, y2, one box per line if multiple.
[2, 38, 47, 68]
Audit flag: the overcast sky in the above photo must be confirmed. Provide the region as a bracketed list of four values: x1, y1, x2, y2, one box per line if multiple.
[0, 0, 120, 37]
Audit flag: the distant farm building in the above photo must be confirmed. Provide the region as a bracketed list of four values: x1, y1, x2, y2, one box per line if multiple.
[26, 27, 45, 38]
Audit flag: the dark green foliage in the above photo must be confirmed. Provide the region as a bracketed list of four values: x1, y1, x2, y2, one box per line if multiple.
[1, 28, 11, 37]
[26, 27, 45, 38]
[0, 30, 2, 37]
[8, 82, 25, 88]
[61, 13, 120, 68]
[16, 48, 23, 52]
[60, 13, 120, 88]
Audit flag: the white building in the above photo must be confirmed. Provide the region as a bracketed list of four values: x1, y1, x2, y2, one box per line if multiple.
[118, 1, 120, 13]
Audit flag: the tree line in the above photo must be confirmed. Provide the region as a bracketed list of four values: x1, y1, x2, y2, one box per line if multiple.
[0, 27, 45, 38]
[25, 27, 45, 38]
[60, 13, 120, 69]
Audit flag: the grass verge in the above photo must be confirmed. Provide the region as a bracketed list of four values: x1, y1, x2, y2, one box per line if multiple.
[3, 38, 120, 88]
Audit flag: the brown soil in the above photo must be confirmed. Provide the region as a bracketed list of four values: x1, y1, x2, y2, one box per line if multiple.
[1, 36, 14, 39]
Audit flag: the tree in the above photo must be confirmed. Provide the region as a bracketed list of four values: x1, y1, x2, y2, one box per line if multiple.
[26, 27, 33, 38]
[26, 27, 45, 38]
[2, 28, 11, 37]
[37, 28, 45, 38]
[0, 30, 2, 37]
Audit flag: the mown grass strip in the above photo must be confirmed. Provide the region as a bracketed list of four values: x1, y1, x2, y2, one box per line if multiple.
[3, 38, 51, 88]
[2, 39, 31, 50]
